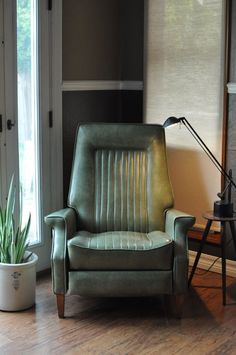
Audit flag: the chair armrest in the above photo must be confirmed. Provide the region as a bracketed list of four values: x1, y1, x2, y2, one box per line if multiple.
[165, 208, 195, 294]
[45, 208, 77, 294]
[45, 207, 77, 237]
[165, 208, 195, 245]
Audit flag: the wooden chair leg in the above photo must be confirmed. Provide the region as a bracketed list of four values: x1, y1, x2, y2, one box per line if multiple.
[56, 294, 65, 318]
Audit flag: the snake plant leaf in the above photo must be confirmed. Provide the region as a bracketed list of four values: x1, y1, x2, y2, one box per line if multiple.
[0, 176, 31, 264]
[15, 214, 31, 263]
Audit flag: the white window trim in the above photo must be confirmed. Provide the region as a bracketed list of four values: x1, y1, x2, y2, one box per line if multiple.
[62, 80, 144, 91]
[51, 0, 63, 212]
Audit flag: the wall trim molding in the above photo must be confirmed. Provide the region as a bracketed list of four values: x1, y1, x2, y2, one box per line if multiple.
[62, 80, 144, 91]
[227, 82, 236, 94]
[189, 250, 236, 278]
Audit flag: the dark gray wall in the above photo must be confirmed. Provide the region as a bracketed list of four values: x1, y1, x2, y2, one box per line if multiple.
[62, 0, 144, 201]
[120, 0, 144, 80]
[63, 0, 121, 80]
[63, 0, 144, 81]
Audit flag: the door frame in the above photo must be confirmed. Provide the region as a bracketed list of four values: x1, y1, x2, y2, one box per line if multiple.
[0, 0, 63, 271]
[33, 0, 63, 270]
[50, 0, 63, 214]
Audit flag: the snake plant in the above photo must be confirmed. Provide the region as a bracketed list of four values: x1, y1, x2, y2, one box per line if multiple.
[0, 176, 31, 264]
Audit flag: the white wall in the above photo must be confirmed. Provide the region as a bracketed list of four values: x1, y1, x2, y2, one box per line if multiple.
[144, 0, 225, 228]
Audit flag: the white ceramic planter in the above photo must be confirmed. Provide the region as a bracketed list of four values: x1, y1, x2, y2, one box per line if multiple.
[0, 252, 38, 311]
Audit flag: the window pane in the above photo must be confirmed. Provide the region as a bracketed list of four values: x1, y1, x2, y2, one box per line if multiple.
[17, 0, 40, 244]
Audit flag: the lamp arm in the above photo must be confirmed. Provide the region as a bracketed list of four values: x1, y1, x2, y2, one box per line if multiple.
[181, 117, 236, 190]
[184, 122, 224, 177]
[218, 180, 231, 200]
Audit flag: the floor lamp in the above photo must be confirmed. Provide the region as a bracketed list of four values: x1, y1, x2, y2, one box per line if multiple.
[163, 116, 236, 218]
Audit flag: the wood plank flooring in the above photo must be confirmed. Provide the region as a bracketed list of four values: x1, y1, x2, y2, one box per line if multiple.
[0, 269, 236, 354]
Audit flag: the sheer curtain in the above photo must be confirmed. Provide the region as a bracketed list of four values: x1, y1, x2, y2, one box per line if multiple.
[144, 0, 225, 228]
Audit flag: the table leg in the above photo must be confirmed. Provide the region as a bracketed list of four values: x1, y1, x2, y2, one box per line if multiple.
[188, 219, 212, 287]
[221, 221, 226, 305]
[229, 221, 236, 254]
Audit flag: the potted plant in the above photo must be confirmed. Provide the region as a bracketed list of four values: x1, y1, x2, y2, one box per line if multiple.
[0, 176, 38, 311]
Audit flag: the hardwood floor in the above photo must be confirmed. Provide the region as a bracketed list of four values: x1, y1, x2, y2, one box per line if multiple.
[1, 270, 236, 355]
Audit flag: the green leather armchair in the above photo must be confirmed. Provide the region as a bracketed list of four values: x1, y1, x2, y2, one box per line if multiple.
[45, 123, 195, 318]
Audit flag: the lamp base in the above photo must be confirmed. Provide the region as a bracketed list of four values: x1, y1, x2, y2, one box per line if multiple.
[214, 200, 233, 218]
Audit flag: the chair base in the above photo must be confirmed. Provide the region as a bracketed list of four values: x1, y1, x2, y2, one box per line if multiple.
[68, 270, 173, 297]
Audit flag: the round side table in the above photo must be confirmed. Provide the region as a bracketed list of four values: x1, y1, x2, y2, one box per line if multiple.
[188, 211, 236, 305]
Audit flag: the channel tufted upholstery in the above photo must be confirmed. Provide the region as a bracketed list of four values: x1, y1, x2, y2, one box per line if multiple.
[94, 149, 149, 232]
[45, 123, 195, 318]
[68, 230, 173, 270]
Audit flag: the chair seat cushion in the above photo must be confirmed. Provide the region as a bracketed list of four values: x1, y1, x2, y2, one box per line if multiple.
[68, 231, 173, 270]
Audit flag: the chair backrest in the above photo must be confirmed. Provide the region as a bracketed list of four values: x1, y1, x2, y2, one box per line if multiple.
[68, 123, 173, 233]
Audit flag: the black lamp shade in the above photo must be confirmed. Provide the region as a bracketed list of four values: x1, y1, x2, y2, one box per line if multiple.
[163, 116, 182, 128]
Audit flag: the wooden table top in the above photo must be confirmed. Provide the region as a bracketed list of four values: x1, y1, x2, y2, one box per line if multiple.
[203, 211, 236, 222]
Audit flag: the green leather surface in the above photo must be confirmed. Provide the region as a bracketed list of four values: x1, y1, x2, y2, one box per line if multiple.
[165, 209, 195, 293]
[68, 124, 174, 233]
[44, 124, 196, 298]
[68, 270, 173, 297]
[68, 230, 173, 270]
[44, 208, 77, 294]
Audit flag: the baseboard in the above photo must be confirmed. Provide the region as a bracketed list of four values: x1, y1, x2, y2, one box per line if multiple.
[36, 268, 51, 279]
[189, 250, 236, 278]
